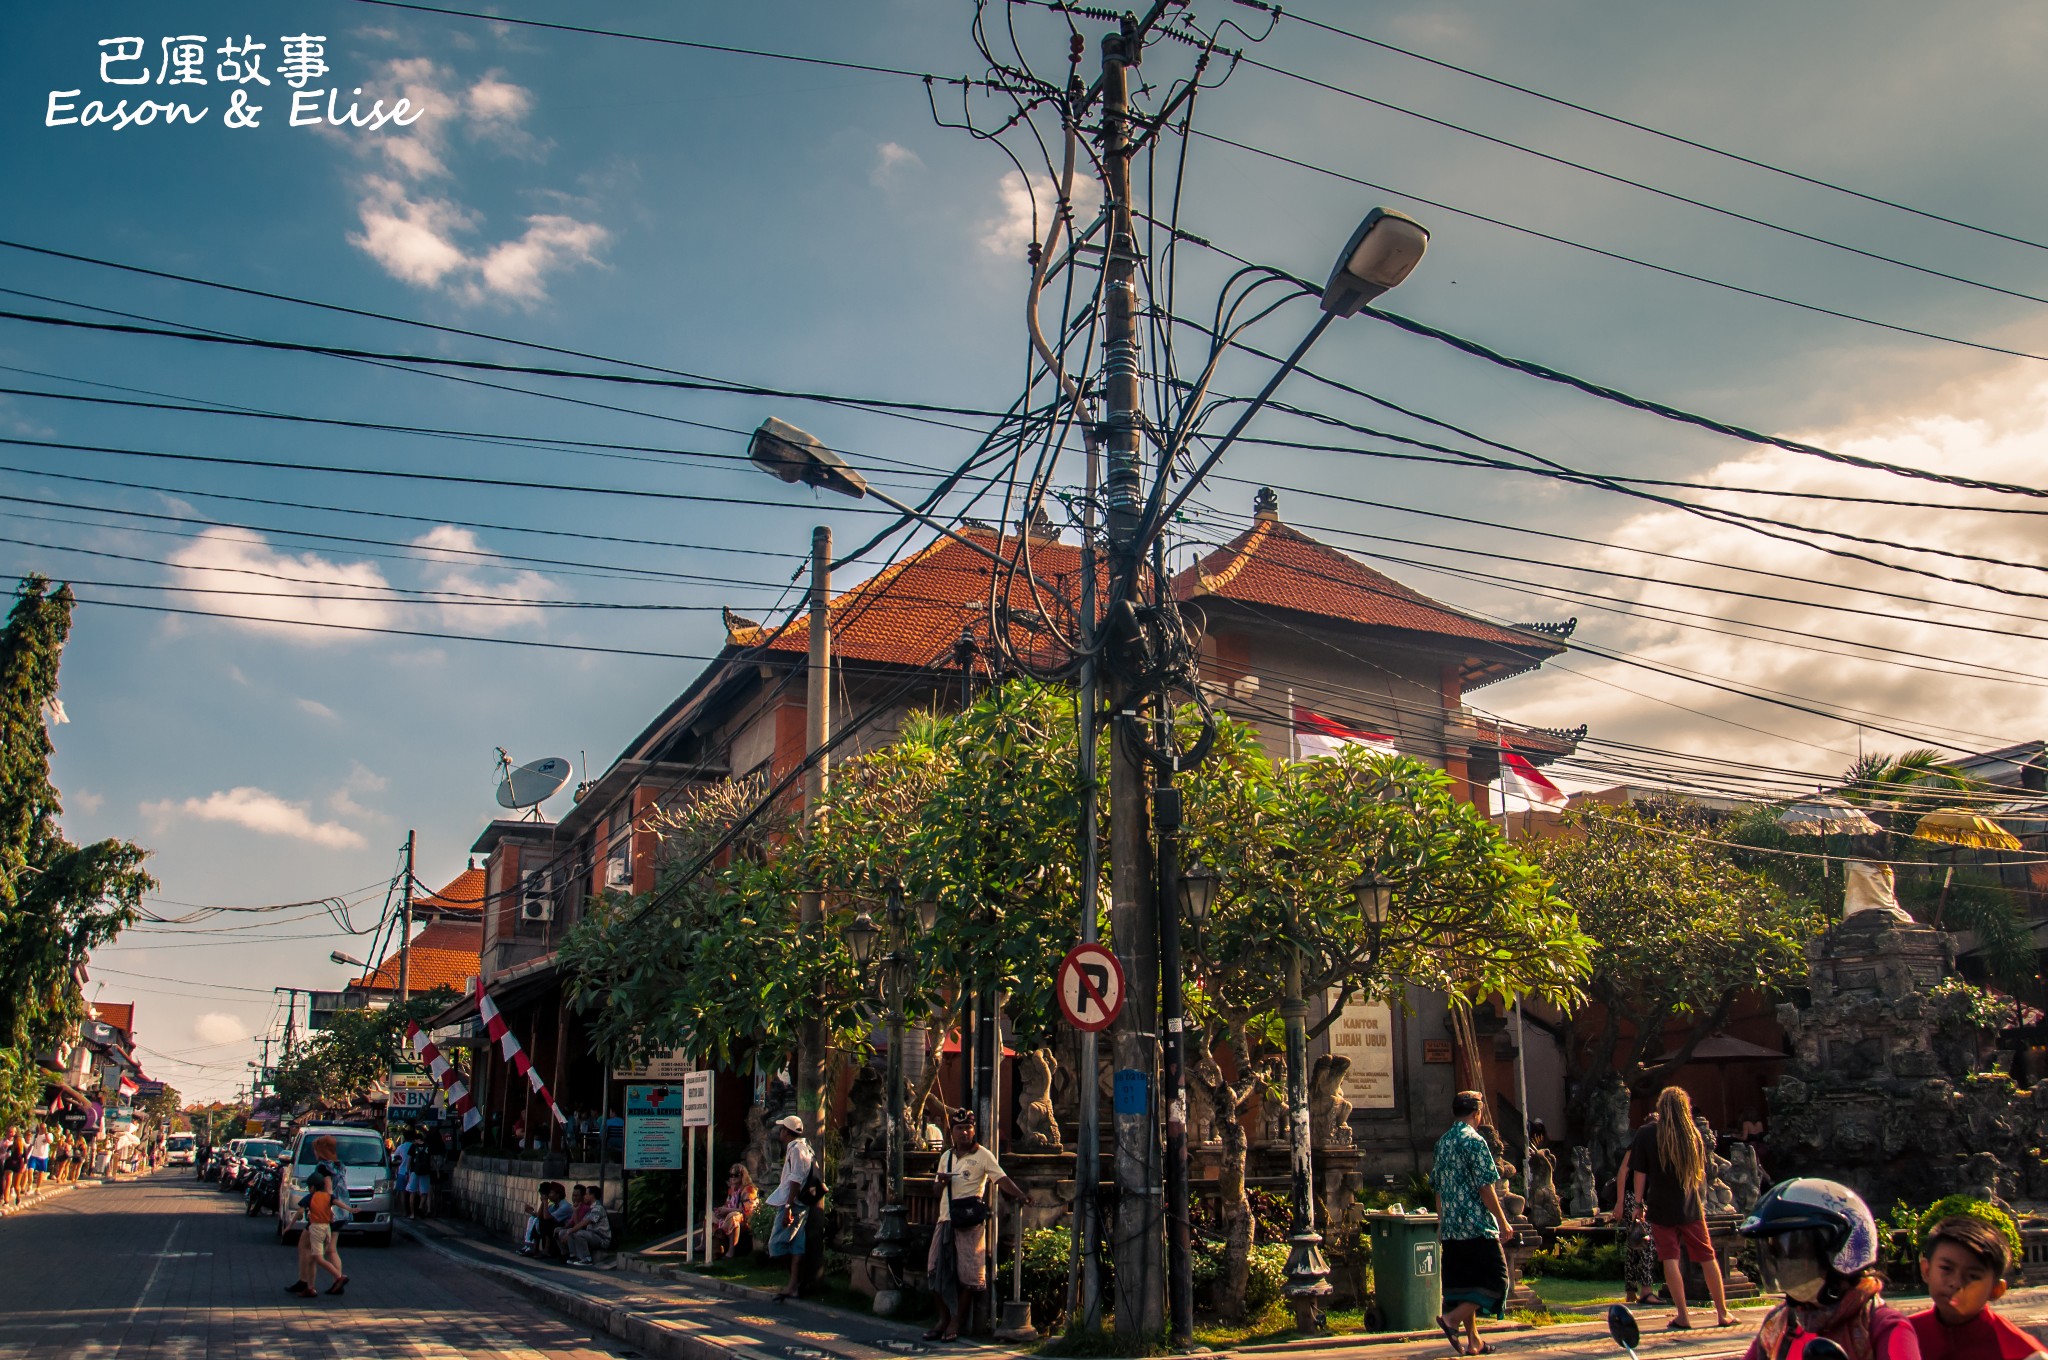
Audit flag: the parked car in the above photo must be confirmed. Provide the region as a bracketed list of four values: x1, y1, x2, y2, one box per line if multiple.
[276, 1124, 394, 1247]
[164, 1133, 197, 1167]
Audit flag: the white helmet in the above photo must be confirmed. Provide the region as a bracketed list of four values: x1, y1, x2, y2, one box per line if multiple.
[1740, 1177, 1881, 1276]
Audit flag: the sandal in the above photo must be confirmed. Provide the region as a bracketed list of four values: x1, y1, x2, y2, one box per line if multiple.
[1471, 1345, 1493, 1355]
[1436, 1316, 1466, 1355]
[923, 1330, 946, 1342]
[1665, 1321, 1695, 1332]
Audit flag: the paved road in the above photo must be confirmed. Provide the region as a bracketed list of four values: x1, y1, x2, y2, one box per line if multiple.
[0, 1169, 637, 1359]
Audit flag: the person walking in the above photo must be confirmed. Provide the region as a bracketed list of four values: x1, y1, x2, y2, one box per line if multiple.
[305, 1135, 349, 1295]
[765, 1115, 817, 1301]
[1, 1127, 24, 1207]
[25, 1124, 51, 1193]
[287, 1167, 348, 1298]
[925, 1109, 1028, 1343]
[1631, 1086, 1736, 1330]
[407, 1128, 435, 1218]
[714, 1164, 759, 1259]
[1432, 1091, 1516, 1356]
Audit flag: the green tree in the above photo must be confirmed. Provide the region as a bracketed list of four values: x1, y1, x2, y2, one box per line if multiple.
[0, 578, 154, 1127]
[1529, 804, 1821, 1122]
[271, 990, 458, 1115]
[135, 1083, 181, 1135]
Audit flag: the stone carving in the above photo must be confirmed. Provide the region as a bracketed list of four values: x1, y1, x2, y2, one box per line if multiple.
[1480, 1124, 1524, 1219]
[1524, 1146, 1563, 1230]
[1309, 1054, 1354, 1148]
[1567, 1146, 1598, 1218]
[744, 1075, 795, 1189]
[844, 1064, 887, 1158]
[1724, 1143, 1762, 1215]
[1586, 1075, 1633, 1186]
[1185, 1059, 1217, 1145]
[1013, 1049, 1062, 1153]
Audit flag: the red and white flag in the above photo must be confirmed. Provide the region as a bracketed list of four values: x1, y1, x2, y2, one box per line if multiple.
[477, 980, 568, 1126]
[117, 1072, 139, 1097]
[1499, 748, 1568, 811]
[1293, 706, 1399, 761]
[405, 1022, 482, 1131]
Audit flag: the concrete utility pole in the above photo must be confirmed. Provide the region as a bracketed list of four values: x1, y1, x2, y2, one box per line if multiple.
[1098, 17, 1164, 1339]
[798, 525, 832, 1136]
[399, 829, 416, 1003]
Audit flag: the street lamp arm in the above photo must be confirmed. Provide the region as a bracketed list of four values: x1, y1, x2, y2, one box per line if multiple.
[1138, 310, 1335, 548]
[859, 483, 1018, 571]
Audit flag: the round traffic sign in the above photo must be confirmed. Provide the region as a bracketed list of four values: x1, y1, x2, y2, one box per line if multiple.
[1057, 943, 1126, 1033]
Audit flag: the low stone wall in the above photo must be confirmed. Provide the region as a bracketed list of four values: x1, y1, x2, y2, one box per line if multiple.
[451, 1154, 625, 1242]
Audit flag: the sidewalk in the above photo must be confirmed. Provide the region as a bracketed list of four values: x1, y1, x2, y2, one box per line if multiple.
[398, 1212, 1035, 1360]
[0, 1175, 94, 1218]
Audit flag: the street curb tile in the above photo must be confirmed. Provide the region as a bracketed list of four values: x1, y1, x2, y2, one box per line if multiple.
[400, 1220, 785, 1360]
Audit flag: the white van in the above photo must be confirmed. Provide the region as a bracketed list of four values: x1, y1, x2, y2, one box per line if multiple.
[165, 1132, 196, 1166]
[275, 1124, 394, 1247]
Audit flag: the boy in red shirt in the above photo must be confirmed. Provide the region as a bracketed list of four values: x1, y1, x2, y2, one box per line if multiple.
[1912, 1216, 2046, 1360]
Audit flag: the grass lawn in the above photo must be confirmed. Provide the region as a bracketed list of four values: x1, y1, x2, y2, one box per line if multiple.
[1528, 1278, 1630, 1310]
[667, 1256, 938, 1323]
[1192, 1303, 1373, 1349]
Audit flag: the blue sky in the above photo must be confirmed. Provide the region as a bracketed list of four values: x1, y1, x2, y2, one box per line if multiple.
[5, 1, 2047, 1097]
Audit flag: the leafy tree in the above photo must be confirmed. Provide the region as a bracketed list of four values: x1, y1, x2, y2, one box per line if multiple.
[0, 578, 154, 1128]
[135, 1083, 181, 1134]
[271, 990, 458, 1115]
[1528, 804, 1821, 1122]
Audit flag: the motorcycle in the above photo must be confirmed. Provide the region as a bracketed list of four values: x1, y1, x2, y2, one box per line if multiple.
[245, 1160, 281, 1217]
[1607, 1306, 1843, 1360]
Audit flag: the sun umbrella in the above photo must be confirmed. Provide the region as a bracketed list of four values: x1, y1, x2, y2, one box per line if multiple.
[1913, 807, 2023, 852]
[1776, 797, 1880, 836]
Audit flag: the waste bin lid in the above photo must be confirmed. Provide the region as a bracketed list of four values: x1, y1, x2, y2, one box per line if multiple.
[1364, 1209, 1439, 1223]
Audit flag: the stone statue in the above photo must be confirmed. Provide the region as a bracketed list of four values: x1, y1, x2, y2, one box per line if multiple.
[1309, 1054, 1355, 1148]
[844, 1064, 887, 1158]
[1724, 1143, 1762, 1215]
[745, 1075, 795, 1188]
[1959, 1150, 2012, 1211]
[1013, 1048, 1062, 1153]
[1694, 1114, 1738, 1215]
[1480, 1123, 1524, 1219]
[1567, 1146, 1598, 1218]
[1525, 1146, 1563, 1229]
[1587, 1075, 1633, 1185]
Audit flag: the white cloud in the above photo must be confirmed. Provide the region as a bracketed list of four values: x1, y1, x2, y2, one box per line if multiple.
[297, 697, 338, 721]
[466, 72, 534, 129]
[166, 528, 397, 642]
[194, 1012, 249, 1046]
[1498, 366, 2048, 778]
[979, 170, 1100, 258]
[328, 761, 390, 822]
[473, 215, 609, 303]
[872, 141, 923, 186]
[142, 787, 367, 849]
[70, 789, 105, 815]
[412, 525, 555, 630]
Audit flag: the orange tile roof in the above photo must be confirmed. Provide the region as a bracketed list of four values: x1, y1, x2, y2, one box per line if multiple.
[730, 526, 1089, 670]
[412, 866, 485, 914]
[91, 1001, 134, 1036]
[350, 920, 483, 996]
[1173, 514, 1561, 656]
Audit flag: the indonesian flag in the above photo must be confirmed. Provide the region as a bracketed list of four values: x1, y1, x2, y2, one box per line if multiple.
[117, 1073, 139, 1097]
[1294, 707, 1399, 761]
[1499, 748, 1568, 811]
[406, 1022, 482, 1131]
[476, 980, 567, 1127]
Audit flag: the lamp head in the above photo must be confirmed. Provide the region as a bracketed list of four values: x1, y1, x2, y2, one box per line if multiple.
[1177, 861, 1218, 928]
[748, 417, 869, 499]
[842, 911, 882, 966]
[1320, 207, 1430, 318]
[914, 897, 940, 935]
[1351, 869, 1394, 926]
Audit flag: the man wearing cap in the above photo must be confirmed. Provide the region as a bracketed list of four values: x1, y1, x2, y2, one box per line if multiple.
[766, 1115, 817, 1300]
[926, 1109, 1028, 1342]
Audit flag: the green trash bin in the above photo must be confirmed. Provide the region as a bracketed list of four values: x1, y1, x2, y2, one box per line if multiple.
[1366, 1209, 1443, 1333]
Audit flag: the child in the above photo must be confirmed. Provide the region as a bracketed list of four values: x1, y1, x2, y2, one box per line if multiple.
[288, 1170, 346, 1298]
[1911, 1216, 2047, 1360]
[1737, 1177, 1918, 1360]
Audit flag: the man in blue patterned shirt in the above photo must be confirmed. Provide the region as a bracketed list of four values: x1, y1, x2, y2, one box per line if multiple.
[1431, 1091, 1515, 1354]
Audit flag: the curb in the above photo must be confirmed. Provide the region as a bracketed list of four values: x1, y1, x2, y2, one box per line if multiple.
[398, 1220, 788, 1360]
[0, 1179, 84, 1219]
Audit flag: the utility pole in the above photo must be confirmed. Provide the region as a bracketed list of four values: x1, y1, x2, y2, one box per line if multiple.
[797, 525, 832, 1136]
[1098, 16, 1164, 1340]
[398, 829, 416, 1003]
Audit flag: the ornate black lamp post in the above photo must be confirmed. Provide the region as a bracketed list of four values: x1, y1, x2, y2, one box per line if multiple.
[847, 885, 934, 1313]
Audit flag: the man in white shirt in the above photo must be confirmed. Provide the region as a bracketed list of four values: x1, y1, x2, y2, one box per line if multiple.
[765, 1115, 816, 1300]
[27, 1125, 52, 1190]
[925, 1109, 1027, 1341]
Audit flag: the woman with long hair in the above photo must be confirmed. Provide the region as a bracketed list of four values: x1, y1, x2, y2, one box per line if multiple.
[1630, 1087, 1735, 1330]
[714, 1164, 758, 1259]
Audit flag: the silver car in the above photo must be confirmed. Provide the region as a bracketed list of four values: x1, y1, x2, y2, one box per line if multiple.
[275, 1124, 395, 1247]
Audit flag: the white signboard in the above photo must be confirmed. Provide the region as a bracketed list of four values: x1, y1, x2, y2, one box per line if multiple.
[624, 1083, 684, 1170]
[388, 1073, 438, 1116]
[1324, 996, 1397, 1110]
[613, 1049, 695, 1081]
[682, 1070, 715, 1129]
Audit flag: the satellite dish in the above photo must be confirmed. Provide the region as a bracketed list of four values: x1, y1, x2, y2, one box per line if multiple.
[496, 756, 572, 811]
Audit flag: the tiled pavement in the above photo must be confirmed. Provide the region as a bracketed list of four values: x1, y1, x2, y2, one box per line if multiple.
[0, 1168, 638, 1358]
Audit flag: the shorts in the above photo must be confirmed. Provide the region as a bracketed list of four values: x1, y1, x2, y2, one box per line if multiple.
[25, 1156, 47, 1174]
[305, 1222, 334, 1254]
[767, 1204, 809, 1259]
[408, 1172, 433, 1194]
[1650, 1218, 1715, 1263]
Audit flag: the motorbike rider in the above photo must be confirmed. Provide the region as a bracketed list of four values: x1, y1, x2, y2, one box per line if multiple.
[1739, 1177, 1921, 1360]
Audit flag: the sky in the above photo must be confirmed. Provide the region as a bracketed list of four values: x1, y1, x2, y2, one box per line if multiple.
[5, 1, 2048, 1100]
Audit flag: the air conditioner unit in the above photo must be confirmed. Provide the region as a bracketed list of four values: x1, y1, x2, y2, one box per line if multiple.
[604, 856, 630, 888]
[520, 870, 555, 922]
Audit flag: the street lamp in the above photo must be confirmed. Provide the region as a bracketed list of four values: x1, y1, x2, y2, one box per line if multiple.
[329, 951, 367, 969]
[842, 911, 882, 967]
[1176, 861, 1217, 931]
[1139, 205, 1430, 547]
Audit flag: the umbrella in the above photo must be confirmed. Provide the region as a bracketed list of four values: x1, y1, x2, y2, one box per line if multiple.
[1777, 797, 1879, 836]
[1913, 807, 2023, 852]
